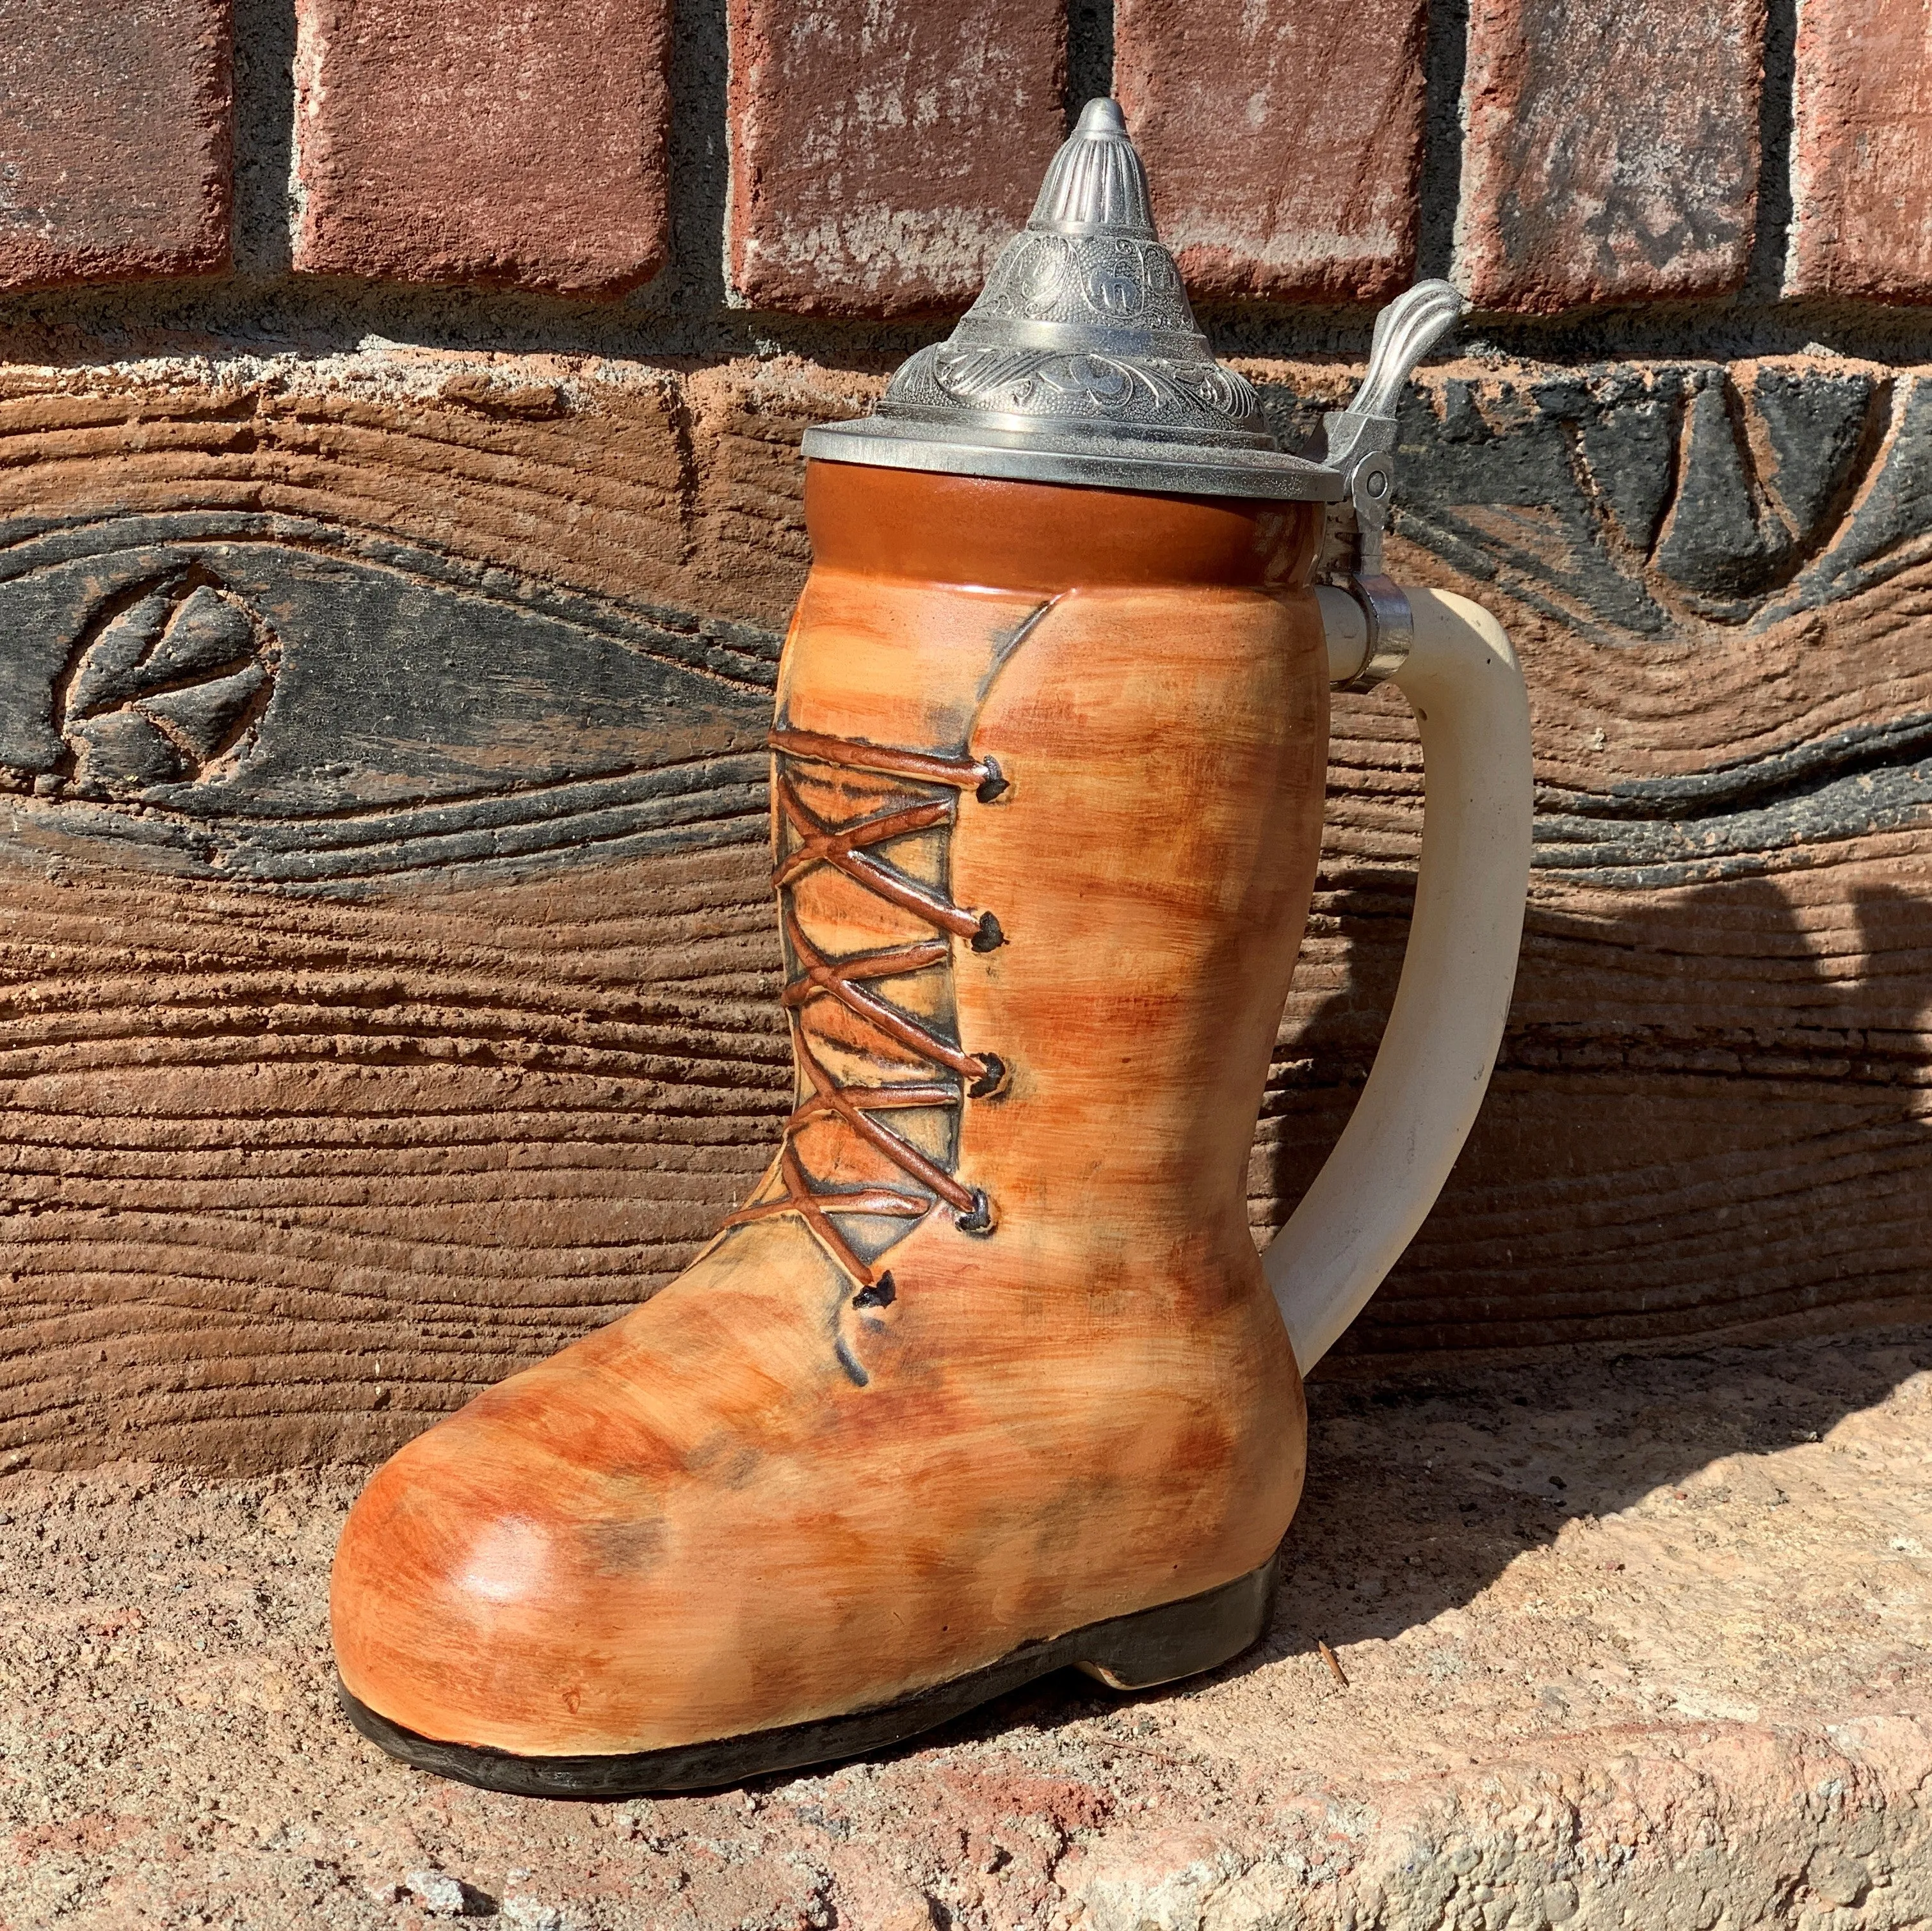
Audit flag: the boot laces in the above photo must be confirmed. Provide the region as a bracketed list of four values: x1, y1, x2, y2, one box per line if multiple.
[723, 728, 1006, 1285]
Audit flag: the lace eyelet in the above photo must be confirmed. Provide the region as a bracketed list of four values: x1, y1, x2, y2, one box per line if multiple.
[967, 1054, 1008, 1100]
[970, 912, 1005, 953]
[953, 1189, 995, 1237]
[851, 1272, 897, 1310]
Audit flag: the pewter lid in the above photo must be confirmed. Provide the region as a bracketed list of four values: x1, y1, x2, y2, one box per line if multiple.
[803, 99, 1343, 503]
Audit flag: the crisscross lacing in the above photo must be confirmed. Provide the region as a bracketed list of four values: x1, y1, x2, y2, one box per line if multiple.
[722, 727, 1005, 1286]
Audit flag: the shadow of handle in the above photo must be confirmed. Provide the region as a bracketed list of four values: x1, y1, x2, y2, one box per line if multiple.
[1264, 589, 1534, 1371]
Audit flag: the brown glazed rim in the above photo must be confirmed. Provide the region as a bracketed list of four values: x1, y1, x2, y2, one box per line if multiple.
[803, 461, 1323, 594]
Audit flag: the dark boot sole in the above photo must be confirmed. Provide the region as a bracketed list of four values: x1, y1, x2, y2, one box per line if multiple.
[337, 1551, 1281, 1799]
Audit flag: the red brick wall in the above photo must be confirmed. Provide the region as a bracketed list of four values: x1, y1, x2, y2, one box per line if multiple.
[0, 0, 1925, 312]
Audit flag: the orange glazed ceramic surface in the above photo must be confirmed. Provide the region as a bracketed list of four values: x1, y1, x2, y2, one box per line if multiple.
[330, 465, 1330, 1758]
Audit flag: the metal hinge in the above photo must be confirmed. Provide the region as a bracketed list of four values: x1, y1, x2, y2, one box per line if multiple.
[1317, 280, 1465, 690]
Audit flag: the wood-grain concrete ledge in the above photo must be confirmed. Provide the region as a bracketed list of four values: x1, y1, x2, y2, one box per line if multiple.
[1, 349, 1930, 1468]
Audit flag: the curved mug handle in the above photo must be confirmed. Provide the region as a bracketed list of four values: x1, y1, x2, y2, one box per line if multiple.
[1264, 586, 1533, 1371]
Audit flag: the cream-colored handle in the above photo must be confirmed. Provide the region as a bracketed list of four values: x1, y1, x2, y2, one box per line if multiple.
[1264, 588, 1533, 1372]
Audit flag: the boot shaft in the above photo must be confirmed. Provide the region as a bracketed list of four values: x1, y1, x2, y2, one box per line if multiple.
[759, 463, 1331, 1298]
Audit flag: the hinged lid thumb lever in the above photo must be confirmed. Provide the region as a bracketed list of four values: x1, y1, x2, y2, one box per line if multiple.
[1322, 278, 1465, 476]
[1351, 280, 1467, 424]
[1318, 279, 1466, 691]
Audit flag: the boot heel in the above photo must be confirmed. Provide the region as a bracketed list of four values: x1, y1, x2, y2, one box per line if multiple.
[1072, 1553, 1280, 1692]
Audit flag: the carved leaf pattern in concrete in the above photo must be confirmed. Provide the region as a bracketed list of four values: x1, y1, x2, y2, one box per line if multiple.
[55, 570, 278, 798]
[1385, 360, 1916, 641]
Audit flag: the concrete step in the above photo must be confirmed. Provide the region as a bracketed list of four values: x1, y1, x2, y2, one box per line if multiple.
[1, 1329, 1927, 1929]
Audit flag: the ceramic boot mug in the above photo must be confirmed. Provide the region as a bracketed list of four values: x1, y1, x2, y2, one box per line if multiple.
[329, 100, 1534, 1798]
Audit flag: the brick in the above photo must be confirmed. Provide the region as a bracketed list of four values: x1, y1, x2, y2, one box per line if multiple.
[1789, 0, 1932, 302]
[727, 0, 1065, 316]
[1113, 0, 1429, 305]
[291, 0, 670, 296]
[0, 0, 231, 294]
[1458, 0, 1766, 312]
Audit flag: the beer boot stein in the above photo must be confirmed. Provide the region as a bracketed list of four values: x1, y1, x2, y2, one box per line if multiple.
[330, 100, 1533, 1797]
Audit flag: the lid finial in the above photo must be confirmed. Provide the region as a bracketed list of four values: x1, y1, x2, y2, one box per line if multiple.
[1029, 97, 1157, 237]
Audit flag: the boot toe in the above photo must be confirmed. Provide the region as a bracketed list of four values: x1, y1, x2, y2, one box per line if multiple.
[330, 1233, 871, 1758]
[331, 1398, 691, 1757]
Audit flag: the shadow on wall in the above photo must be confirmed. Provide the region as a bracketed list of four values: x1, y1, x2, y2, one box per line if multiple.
[1262, 867, 1932, 1358]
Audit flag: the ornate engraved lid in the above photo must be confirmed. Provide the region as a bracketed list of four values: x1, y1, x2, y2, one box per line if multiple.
[803, 99, 1344, 502]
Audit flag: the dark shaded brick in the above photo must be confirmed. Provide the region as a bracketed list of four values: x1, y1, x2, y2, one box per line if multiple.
[291, 0, 670, 296]
[727, 0, 1065, 316]
[1459, 0, 1766, 313]
[0, 0, 232, 294]
[1113, 0, 1429, 305]
[1789, 0, 1932, 303]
